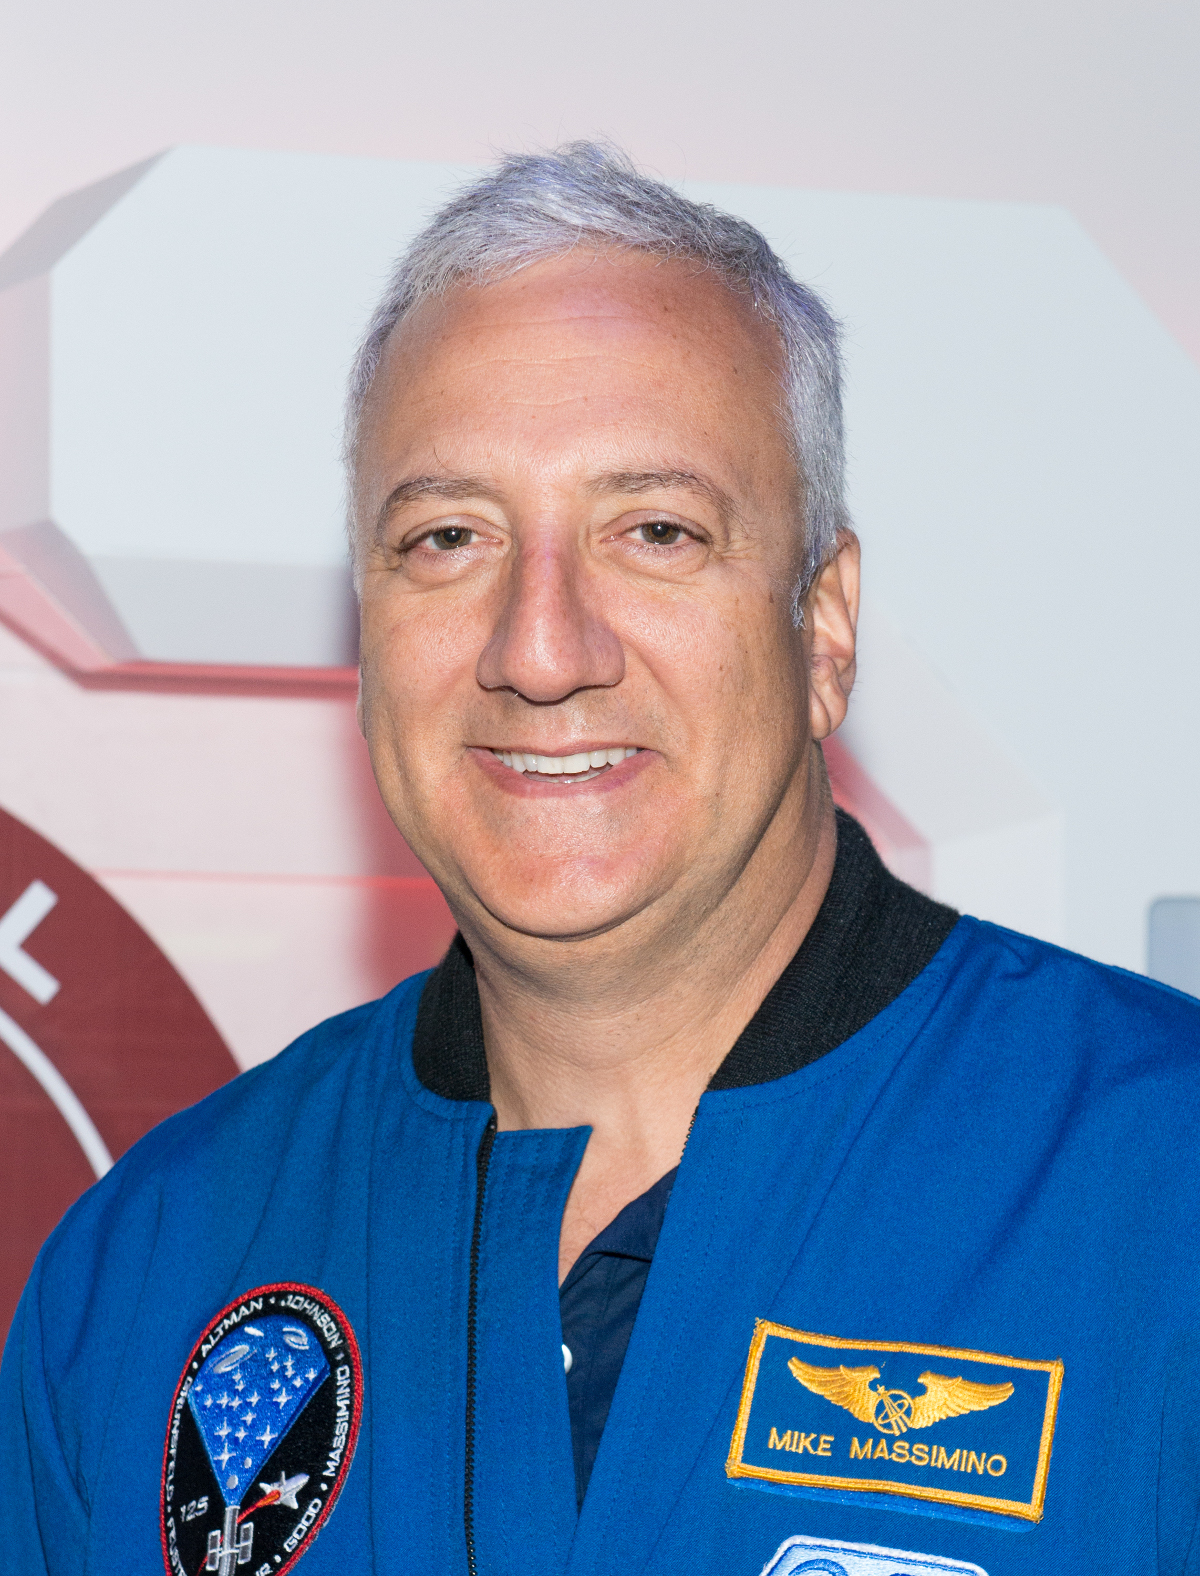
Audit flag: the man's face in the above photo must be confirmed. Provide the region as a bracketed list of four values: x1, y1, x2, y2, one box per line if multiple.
[355, 251, 830, 948]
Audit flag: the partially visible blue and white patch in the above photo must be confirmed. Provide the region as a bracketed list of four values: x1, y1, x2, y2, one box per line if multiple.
[760, 1533, 987, 1576]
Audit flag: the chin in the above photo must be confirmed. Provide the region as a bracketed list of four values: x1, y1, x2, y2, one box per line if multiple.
[477, 893, 645, 944]
[463, 861, 667, 945]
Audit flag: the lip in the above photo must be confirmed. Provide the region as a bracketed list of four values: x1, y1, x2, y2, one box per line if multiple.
[481, 741, 637, 758]
[468, 745, 653, 797]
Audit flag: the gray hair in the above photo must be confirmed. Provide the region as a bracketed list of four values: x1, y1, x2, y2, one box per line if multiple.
[345, 141, 848, 604]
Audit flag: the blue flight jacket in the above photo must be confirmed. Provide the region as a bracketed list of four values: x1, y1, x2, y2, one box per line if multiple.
[5, 915, 1200, 1576]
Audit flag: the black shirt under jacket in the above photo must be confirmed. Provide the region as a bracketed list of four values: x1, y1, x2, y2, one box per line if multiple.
[412, 809, 959, 1505]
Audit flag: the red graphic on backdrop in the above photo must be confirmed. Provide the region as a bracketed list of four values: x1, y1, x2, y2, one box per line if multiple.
[0, 806, 238, 1336]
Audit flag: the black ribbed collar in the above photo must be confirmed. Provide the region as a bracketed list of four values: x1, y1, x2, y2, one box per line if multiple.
[412, 810, 959, 1102]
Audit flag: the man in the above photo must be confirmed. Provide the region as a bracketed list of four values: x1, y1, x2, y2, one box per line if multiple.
[3, 142, 1199, 1576]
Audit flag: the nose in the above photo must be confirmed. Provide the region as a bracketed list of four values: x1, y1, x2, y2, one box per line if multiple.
[475, 532, 624, 703]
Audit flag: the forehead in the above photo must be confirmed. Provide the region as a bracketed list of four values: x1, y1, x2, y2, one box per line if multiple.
[357, 251, 791, 489]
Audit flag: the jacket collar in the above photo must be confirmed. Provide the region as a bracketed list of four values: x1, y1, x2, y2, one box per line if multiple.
[412, 809, 959, 1101]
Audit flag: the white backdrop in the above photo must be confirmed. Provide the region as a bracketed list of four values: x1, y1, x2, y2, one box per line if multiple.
[3, 0, 1197, 367]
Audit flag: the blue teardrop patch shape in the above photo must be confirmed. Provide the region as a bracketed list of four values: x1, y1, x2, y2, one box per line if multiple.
[188, 1315, 331, 1502]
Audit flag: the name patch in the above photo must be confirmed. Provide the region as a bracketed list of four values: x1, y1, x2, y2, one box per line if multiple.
[160, 1282, 362, 1576]
[726, 1321, 1062, 1522]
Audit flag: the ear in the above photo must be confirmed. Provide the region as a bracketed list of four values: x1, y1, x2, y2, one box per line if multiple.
[804, 528, 860, 742]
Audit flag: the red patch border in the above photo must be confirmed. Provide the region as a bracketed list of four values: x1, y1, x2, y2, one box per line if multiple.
[159, 1281, 364, 1576]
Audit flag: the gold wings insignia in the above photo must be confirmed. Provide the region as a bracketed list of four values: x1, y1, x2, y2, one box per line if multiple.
[907, 1371, 1014, 1429]
[787, 1358, 1014, 1433]
[787, 1359, 881, 1425]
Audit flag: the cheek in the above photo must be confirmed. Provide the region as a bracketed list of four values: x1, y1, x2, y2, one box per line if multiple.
[360, 590, 482, 727]
[357, 607, 486, 827]
[627, 589, 806, 753]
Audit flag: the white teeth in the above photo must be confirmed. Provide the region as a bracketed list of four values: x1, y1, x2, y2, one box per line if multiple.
[491, 746, 639, 775]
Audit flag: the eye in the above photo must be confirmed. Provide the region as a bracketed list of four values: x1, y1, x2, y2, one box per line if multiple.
[424, 526, 475, 550]
[634, 521, 684, 546]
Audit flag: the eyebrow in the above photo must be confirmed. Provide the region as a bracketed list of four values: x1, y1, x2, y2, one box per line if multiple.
[374, 467, 738, 538]
[585, 469, 739, 519]
[375, 475, 500, 538]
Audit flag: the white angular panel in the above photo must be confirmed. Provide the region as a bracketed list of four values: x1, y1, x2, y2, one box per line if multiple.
[0, 148, 475, 669]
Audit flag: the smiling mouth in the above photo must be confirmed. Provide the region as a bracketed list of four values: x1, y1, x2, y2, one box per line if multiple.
[490, 746, 639, 783]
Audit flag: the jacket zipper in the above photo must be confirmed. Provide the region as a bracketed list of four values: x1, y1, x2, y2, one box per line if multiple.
[464, 1113, 496, 1576]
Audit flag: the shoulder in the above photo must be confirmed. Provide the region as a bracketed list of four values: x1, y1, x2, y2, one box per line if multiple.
[941, 915, 1200, 1072]
[31, 970, 430, 1301]
[3, 971, 431, 1518]
[952, 915, 1199, 1021]
[122, 970, 427, 1176]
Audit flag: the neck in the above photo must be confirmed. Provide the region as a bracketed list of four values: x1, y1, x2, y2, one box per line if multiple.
[465, 772, 838, 1279]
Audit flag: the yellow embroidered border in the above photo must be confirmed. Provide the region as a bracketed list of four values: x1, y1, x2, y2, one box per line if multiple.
[725, 1321, 1064, 1523]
